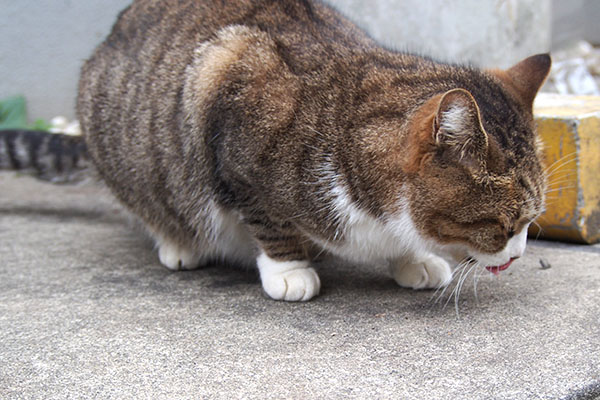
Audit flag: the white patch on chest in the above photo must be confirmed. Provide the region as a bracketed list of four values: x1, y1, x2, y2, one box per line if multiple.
[309, 178, 431, 263]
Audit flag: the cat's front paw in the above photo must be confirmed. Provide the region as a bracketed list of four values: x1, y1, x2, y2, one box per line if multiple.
[257, 253, 321, 301]
[158, 241, 203, 271]
[390, 254, 452, 290]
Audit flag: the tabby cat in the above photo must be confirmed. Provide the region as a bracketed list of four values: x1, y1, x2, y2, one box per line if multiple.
[14, 0, 554, 301]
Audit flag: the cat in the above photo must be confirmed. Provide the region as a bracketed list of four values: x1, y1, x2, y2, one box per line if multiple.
[3, 0, 551, 302]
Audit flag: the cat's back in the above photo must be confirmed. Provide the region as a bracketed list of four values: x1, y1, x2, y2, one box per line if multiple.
[86, 0, 366, 59]
[77, 0, 374, 170]
[79, 0, 372, 89]
[75, 0, 373, 247]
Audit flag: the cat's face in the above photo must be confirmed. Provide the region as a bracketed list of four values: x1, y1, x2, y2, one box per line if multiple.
[411, 145, 545, 269]
[405, 54, 551, 270]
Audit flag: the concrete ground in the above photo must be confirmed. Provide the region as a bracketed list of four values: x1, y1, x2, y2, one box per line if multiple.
[1, 171, 599, 400]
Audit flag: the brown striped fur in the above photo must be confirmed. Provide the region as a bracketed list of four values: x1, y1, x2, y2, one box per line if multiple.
[0, 130, 89, 182]
[76, 0, 550, 300]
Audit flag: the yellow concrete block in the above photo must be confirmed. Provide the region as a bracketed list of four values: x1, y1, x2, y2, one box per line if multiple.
[530, 93, 600, 244]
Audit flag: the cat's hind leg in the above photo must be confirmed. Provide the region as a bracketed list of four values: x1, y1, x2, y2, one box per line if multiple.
[144, 225, 206, 271]
[390, 253, 452, 290]
[156, 238, 205, 271]
[149, 204, 256, 271]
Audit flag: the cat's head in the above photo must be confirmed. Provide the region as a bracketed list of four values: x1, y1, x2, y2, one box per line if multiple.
[404, 54, 551, 272]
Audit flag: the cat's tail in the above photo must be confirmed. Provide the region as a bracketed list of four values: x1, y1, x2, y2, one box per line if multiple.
[0, 129, 91, 183]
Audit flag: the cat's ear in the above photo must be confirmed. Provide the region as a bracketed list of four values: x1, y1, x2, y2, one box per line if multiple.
[501, 53, 551, 107]
[434, 88, 488, 170]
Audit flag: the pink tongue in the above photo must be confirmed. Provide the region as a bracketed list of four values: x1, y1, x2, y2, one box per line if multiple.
[485, 259, 514, 276]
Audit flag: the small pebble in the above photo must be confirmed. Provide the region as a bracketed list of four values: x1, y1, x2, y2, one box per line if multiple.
[539, 258, 552, 270]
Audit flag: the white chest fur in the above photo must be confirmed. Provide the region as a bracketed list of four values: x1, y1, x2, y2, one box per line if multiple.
[309, 182, 431, 263]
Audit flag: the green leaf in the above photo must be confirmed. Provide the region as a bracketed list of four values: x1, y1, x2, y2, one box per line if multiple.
[29, 119, 52, 131]
[0, 96, 28, 129]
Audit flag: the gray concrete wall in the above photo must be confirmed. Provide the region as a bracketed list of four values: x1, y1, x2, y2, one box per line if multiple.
[553, 0, 600, 48]
[552, 0, 585, 49]
[0, 0, 551, 122]
[0, 0, 131, 122]
[333, 0, 551, 69]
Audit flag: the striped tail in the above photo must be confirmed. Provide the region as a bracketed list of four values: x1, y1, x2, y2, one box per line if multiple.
[0, 129, 90, 182]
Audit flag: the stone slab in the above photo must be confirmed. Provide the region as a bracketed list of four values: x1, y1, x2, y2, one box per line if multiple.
[533, 93, 600, 244]
[1, 172, 599, 399]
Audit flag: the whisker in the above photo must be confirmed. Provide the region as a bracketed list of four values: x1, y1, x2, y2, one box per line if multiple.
[531, 220, 543, 240]
[431, 276, 449, 303]
[545, 187, 578, 194]
[458, 263, 476, 305]
[432, 265, 457, 304]
[546, 168, 577, 177]
[431, 284, 451, 308]
[452, 261, 477, 318]
[546, 179, 577, 188]
[545, 163, 578, 175]
[543, 152, 578, 175]
[546, 170, 578, 179]
[545, 184, 579, 191]
[544, 187, 578, 195]
[472, 261, 483, 304]
[432, 258, 468, 305]
[545, 170, 577, 182]
[542, 198, 570, 205]
[445, 260, 471, 309]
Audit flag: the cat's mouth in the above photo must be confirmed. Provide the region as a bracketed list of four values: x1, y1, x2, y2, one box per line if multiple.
[485, 258, 515, 276]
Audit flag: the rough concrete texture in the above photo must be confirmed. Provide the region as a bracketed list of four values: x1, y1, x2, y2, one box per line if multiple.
[1, 172, 599, 400]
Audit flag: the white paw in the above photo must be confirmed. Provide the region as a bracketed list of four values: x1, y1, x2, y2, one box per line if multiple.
[257, 253, 321, 301]
[391, 254, 452, 289]
[158, 241, 203, 271]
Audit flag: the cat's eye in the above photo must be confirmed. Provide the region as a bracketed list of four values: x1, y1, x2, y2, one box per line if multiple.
[507, 229, 516, 238]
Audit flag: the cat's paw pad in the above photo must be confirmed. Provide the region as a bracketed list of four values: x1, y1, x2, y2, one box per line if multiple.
[158, 242, 202, 271]
[257, 254, 320, 301]
[391, 255, 452, 290]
